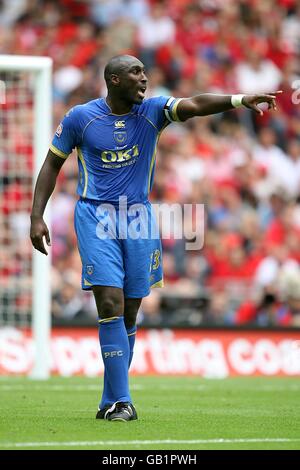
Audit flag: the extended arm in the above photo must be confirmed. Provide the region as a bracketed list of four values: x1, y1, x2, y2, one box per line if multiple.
[30, 149, 66, 255]
[176, 92, 281, 121]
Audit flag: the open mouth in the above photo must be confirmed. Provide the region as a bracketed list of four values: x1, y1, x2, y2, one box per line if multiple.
[137, 87, 146, 99]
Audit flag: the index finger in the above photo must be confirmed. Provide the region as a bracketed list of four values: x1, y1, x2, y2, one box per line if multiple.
[268, 90, 283, 97]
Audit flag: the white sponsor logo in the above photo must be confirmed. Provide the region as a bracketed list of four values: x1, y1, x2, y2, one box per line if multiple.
[114, 120, 125, 128]
[104, 350, 123, 358]
[1, 328, 300, 377]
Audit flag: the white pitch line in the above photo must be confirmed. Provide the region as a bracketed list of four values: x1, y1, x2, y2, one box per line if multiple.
[0, 384, 144, 391]
[0, 385, 100, 392]
[1, 438, 300, 448]
[0, 384, 206, 392]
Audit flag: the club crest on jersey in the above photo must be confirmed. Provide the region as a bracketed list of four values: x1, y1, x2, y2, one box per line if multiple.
[55, 123, 63, 137]
[86, 265, 94, 275]
[114, 130, 127, 144]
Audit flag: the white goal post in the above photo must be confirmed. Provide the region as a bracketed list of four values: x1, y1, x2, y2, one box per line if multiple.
[0, 55, 52, 379]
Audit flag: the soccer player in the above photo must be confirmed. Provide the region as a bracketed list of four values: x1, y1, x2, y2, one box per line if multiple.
[30, 55, 280, 422]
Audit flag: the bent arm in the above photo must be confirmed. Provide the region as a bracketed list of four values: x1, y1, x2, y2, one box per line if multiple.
[30, 149, 66, 255]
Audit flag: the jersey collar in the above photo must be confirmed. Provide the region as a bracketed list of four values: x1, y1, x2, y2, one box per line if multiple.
[102, 97, 136, 116]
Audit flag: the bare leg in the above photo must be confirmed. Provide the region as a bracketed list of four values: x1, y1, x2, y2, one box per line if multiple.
[92, 285, 124, 320]
[124, 298, 142, 329]
[124, 298, 142, 368]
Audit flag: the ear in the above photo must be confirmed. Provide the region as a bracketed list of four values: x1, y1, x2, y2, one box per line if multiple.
[111, 74, 120, 86]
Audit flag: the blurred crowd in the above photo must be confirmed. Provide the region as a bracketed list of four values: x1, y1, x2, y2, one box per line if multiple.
[1, 0, 300, 327]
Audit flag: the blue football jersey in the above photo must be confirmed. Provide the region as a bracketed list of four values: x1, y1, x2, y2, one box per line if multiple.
[50, 96, 182, 204]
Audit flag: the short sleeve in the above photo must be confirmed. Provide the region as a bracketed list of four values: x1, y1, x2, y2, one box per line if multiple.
[140, 96, 183, 131]
[50, 106, 82, 159]
[163, 96, 183, 123]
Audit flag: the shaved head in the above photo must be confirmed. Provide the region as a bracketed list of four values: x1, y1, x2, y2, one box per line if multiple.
[104, 55, 143, 86]
[104, 54, 147, 108]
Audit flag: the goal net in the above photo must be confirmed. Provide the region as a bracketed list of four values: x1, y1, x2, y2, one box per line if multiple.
[0, 56, 52, 378]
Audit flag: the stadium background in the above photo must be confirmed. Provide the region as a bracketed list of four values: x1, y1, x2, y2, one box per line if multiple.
[1, 0, 300, 334]
[1, 1, 300, 452]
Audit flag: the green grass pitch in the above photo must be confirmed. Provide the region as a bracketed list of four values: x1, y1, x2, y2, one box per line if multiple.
[0, 376, 299, 450]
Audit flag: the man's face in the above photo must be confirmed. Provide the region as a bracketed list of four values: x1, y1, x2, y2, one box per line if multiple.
[115, 60, 148, 105]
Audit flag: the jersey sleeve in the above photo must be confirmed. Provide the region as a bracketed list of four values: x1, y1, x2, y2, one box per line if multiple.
[163, 96, 183, 123]
[141, 96, 183, 131]
[50, 106, 82, 159]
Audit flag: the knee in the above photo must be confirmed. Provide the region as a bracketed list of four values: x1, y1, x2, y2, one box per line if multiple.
[99, 297, 123, 319]
[93, 286, 124, 320]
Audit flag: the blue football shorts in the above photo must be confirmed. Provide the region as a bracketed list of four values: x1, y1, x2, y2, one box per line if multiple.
[74, 198, 163, 298]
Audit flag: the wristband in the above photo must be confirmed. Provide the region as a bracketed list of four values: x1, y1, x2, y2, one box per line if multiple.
[231, 94, 245, 108]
